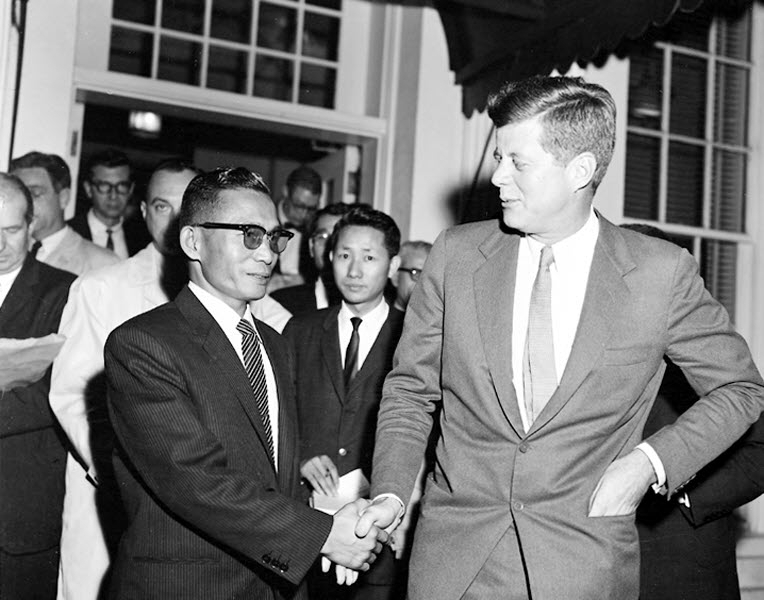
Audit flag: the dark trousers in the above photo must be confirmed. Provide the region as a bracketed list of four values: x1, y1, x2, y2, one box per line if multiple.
[308, 546, 407, 600]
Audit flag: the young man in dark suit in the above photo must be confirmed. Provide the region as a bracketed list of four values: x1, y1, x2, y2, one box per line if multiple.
[103, 168, 386, 599]
[0, 173, 76, 599]
[283, 205, 405, 599]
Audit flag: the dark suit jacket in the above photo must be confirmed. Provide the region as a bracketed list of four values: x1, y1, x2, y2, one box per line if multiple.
[0, 255, 75, 554]
[638, 362, 764, 600]
[68, 211, 151, 257]
[104, 287, 333, 599]
[283, 305, 404, 482]
[371, 215, 764, 600]
[271, 282, 320, 318]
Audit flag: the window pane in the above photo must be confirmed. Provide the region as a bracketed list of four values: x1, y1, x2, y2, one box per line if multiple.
[113, 0, 156, 24]
[306, 0, 341, 10]
[700, 239, 737, 321]
[711, 149, 746, 233]
[109, 26, 153, 77]
[666, 141, 703, 226]
[664, 5, 711, 51]
[302, 13, 339, 61]
[669, 54, 706, 139]
[158, 36, 202, 85]
[257, 4, 297, 53]
[714, 63, 748, 146]
[254, 55, 293, 101]
[716, 5, 751, 60]
[208, 46, 248, 93]
[624, 134, 660, 221]
[628, 47, 663, 130]
[211, 0, 252, 44]
[299, 63, 335, 108]
[161, 0, 204, 35]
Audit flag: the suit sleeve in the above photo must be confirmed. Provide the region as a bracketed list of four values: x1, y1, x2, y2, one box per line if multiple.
[104, 323, 332, 585]
[682, 415, 764, 526]
[49, 276, 112, 477]
[371, 232, 445, 503]
[644, 248, 764, 495]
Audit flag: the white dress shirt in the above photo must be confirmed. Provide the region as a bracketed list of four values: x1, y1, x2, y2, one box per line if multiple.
[188, 281, 280, 466]
[0, 265, 22, 308]
[34, 226, 68, 262]
[87, 210, 128, 259]
[337, 297, 390, 372]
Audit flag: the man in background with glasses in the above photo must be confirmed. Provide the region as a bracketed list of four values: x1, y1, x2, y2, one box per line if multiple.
[103, 167, 386, 599]
[68, 149, 150, 258]
[391, 240, 432, 312]
[271, 165, 323, 291]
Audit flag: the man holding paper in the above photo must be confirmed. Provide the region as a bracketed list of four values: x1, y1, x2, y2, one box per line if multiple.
[283, 205, 405, 599]
[0, 173, 75, 599]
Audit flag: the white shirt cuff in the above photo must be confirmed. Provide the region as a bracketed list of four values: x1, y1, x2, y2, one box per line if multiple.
[635, 442, 666, 492]
[372, 493, 406, 520]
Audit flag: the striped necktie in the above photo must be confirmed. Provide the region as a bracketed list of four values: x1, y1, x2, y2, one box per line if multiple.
[236, 319, 274, 460]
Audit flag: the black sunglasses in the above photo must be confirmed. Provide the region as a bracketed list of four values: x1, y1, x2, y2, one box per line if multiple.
[398, 267, 422, 282]
[194, 222, 294, 254]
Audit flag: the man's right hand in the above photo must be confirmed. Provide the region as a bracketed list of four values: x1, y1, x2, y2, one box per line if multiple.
[301, 455, 339, 496]
[320, 499, 387, 570]
[355, 496, 403, 537]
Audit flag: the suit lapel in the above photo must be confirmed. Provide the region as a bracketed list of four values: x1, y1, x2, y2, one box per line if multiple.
[474, 231, 525, 435]
[0, 256, 38, 334]
[175, 288, 276, 473]
[320, 307, 346, 402]
[528, 217, 635, 434]
[346, 308, 402, 394]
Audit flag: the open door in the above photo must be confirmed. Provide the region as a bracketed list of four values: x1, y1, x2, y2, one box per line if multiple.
[309, 145, 360, 206]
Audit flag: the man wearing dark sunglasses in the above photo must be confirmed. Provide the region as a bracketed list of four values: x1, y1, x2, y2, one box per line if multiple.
[103, 167, 386, 599]
[68, 149, 150, 257]
[391, 240, 432, 312]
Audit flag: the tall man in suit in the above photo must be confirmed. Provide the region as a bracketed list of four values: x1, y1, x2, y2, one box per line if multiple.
[10, 151, 121, 275]
[271, 202, 353, 317]
[356, 75, 764, 600]
[103, 167, 386, 599]
[68, 149, 150, 257]
[283, 204, 404, 599]
[0, 173, 76, 599]
[621, 224, 764, 600]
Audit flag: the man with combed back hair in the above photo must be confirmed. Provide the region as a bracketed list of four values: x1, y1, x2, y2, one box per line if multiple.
[356, 75, 764, 600]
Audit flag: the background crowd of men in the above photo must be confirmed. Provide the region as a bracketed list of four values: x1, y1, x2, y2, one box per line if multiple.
[1, 73, 763, 600]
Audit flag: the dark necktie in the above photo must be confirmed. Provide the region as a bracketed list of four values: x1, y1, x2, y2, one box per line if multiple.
[30, 240, 42, 258]
[343, 317, 362, 388]
[105, 228, 114, 251]
[522, 245, 557, 425]
[236, 319, 274, 460]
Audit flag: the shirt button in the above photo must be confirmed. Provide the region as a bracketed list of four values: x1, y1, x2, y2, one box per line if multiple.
[513, 501, 524, 511]
[518, 443, 529, 453]
[338, 448, 347, 456]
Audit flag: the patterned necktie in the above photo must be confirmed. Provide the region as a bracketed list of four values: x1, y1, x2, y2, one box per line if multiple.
[343, 317, 362, 388]
[236, 319, 274, 459]
[522, 245, 557, 425]
[105, 228, 114, 251]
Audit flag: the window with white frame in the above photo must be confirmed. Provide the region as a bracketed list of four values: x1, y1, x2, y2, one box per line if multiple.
[624, 2, 752, 322]
[109, 0, 341, 108]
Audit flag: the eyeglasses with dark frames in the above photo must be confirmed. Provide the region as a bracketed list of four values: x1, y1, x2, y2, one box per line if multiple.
[89, 180, 132, 195]
[194, 222, 294, 254]
[398, 267, 422, 282]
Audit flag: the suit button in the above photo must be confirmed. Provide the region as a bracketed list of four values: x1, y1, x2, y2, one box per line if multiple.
[283, 563, 289, 572]
[262, 554, 271, 564]
[518, 443, 529, 453]
[338, 448, 347, 456]
[512, 501, 524, 511]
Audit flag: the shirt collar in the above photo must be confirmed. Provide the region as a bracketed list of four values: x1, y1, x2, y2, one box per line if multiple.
[188, 280, 256, 335]
[87, 209, 123, 233]
[37, 225, 68, 255]
[339, 296, 389, 329]
[523, 208, 599, 270]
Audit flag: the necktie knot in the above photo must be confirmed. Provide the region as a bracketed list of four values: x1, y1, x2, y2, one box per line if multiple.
[350, 317, 362, 332]
[30, 240, 42, 258]
[539, 245, 555, 270]
[237, 318, 257, 339]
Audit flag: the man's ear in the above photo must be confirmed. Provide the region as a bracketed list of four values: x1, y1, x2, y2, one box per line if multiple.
[140, 200, 147, 221]
[83, 180, 93, 199]
[387, 254, 401, 280]
[567, 152, 597, 191]
[179, 225, 201, 260]
[58, 187, 71, 211]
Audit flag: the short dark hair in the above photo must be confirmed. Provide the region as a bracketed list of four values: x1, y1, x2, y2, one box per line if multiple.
[10, 151, 71, 192]
[308, 202, 357, 237]
[286, 165, 322, 196]
[86, 149, 132, 180]
[400, 240, 433, 255]
[620, 223, 673, 242]
[0, 173, 34, 223]
[179, 167, 272, 228]
[329, 204, 400, 258]
[487, 75, 616, 190]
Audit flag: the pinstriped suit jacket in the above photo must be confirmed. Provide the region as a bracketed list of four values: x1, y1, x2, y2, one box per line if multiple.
[104, 286, 333, 599]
